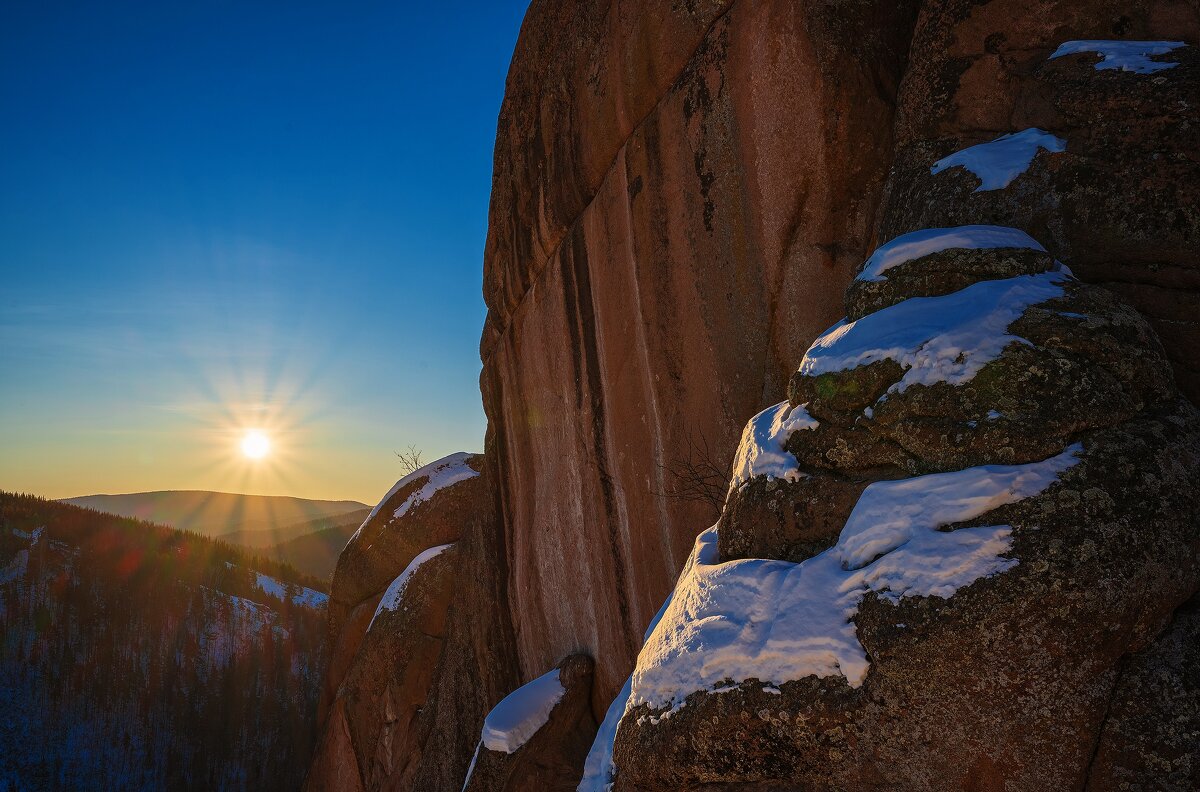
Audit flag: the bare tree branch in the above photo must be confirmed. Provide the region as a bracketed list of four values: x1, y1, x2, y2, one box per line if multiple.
[394, 445, 425, 475]
[652, 430, 732, 513]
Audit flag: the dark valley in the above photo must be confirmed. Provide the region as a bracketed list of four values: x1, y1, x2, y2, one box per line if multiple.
[0, 493, 329, 791]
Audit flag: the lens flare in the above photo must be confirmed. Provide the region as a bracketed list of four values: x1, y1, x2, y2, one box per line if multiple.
[240, 431, 270, 459]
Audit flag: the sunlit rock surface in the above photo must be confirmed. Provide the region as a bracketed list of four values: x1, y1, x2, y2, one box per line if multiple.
[311, 1, 1200, 790]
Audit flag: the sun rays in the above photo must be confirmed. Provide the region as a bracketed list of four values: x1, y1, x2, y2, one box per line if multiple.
[239, 431, 270, 460]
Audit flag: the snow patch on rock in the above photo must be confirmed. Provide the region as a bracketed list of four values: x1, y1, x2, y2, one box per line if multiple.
[801, 270, 1069, 394]
[729, 401, 818, 490]
[480, 668, 566, 754]
[367, 543, 454, 631]
[578, 593, 676, 792]
[1049, 40, 1186, 73]
[856, 225, 1047, 282]
[627, 445, 1081, 713]
[931, 129, 1066, 191]
[352, 452, 479, 543]
[461, 741, 483, 791]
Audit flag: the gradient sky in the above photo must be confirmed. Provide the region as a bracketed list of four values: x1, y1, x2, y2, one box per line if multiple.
[0, 1, 530, 504]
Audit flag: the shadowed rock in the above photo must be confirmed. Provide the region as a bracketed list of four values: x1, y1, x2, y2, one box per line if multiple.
[607, 6, 1200, 787]
[463, 655, 597, 792]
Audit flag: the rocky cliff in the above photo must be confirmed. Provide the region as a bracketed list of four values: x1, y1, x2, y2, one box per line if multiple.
[310, 1, 1200, 790]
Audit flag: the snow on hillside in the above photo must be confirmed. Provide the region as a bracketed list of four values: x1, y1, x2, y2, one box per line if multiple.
[196, 586, 289, 670]
[0, 526, 44, 585]
[0, 548, 28, 585]
[253, 571, 328, 609]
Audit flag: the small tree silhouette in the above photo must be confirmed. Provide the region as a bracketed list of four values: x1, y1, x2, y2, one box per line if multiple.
[654, 430, 732, 513]
[394, 445, 425, 475]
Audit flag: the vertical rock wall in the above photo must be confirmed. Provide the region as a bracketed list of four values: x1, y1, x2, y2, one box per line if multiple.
[481, 0, 920, 710]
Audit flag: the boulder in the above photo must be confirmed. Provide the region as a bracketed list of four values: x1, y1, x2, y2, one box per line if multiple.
[463, 654, 597, 792]
[337, 547, 457, 790]
[330, 453, 484, 614]
[408, 438, 522, 792]
[307, 454, 498, 792]
[876, 1, 1200, 401]
[614, 403, 1200, 790]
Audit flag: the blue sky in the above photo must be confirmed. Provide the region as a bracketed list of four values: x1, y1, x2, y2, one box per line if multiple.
[0, 1, 529, 503]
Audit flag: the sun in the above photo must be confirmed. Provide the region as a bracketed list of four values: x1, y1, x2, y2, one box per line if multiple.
[240, 430, 271, 460]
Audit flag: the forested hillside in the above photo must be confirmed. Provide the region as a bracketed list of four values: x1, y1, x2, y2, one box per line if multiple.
[0, 493, 328, 791]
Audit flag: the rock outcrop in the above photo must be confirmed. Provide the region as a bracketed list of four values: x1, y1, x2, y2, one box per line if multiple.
[481, 0, 922, 715]
[608, 244, 1200, 790]
[462, 654, 597, 792]
[876, 0, 1200, 402]
[598, 9, 1200, 790]
[480, 0, 1200, 725]
[311, 1, 1200, 790]
[307, 453, 516, 792]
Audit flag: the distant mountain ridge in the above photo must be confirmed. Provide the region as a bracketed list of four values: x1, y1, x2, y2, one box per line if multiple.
[263, 509, 370, 582]
[62, 490, 368, 542]
[221, 506, 370, 550]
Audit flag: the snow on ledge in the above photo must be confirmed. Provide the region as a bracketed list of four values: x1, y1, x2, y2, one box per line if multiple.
[856, 225, 1047, 282]
[729, 401, 818, 490]
[800, 270, 1069, 394]
[480, 668, 566, 754]
[627, 444, 1082, 714]
[1049, 40, 1186, 74]
[367, 543, 454, 631]
[577, 593, 675, 792]
[931, 129, 1066, 192]
[351, 452, 479, 544]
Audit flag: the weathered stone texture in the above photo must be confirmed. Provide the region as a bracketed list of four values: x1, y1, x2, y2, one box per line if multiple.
[307, 457, 515, 792]
[482, 0, 921, 714]
[311, 1, 1200, 790]
[607, 3, 1200, 789]
[878, 0, 1200, 400]
[462, 654, 597, 792]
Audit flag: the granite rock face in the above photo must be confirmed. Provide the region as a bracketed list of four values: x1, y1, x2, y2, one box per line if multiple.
[329, 453, 485, 624]
[606, 6, 1200, 788]
[463, 654, 597, 792]
[311, 1, 1200, 790]
[307, 453, 516, 792]
[481, 0, 922, 715]
[877, 0, 1200, 400]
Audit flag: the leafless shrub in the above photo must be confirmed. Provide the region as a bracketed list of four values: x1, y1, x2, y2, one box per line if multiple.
[653, 430, 733, 513]
[394, 445, 425, 475]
